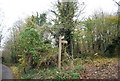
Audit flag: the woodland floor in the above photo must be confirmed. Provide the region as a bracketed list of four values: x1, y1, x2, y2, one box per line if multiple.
[80, 57, 119, 79]
[8, 57, 119, 79]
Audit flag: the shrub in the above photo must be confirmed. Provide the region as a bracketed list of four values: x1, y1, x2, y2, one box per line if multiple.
[18, 28, 43, 70]
[18, 28, 58, 72]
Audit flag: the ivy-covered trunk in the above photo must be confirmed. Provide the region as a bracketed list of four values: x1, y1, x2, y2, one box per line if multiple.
[52, 1, 79, 56]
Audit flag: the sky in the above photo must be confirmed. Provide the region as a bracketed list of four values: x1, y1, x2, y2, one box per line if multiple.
[0, 0, 120, 47]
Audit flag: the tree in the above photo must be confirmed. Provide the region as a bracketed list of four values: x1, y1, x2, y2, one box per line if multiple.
[25, 12, 47, 28]
[10, 14, 57, 71]
[25, 12, 53, 41]
[82, 12, 118, 56]
[51, 0, 84, 56]
[0, 28, 2, 47]
[0, 9, 4, 48]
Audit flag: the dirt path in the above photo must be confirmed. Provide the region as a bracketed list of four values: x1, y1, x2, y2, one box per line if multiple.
[80, 59, 119, 79]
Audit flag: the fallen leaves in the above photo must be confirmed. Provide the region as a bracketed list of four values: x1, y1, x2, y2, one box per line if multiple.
[80, 57, 118, 79]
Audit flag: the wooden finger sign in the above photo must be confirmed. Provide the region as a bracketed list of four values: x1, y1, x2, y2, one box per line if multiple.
[61, 40, 68, 44]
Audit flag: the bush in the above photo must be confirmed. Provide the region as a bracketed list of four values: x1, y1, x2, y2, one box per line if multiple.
[18, 28, 58, 71]
[18, 28, 43, 70]
[11, 53, 19, 63]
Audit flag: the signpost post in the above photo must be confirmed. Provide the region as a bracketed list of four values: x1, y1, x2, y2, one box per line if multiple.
[58, 35, 62, 70]
[58, 35, 68, 70]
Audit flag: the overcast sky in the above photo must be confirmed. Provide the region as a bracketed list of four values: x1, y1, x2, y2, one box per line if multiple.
[0, 0, 119, 26]
[0, 0, 120, 47]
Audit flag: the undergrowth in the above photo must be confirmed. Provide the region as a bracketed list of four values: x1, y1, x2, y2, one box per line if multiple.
[20, 65, 84, 79]
[9, 56, 117, 79]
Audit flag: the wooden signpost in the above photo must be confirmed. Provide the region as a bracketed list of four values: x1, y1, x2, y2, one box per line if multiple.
[58, 35, 62, 69]
[58, 35, 68, 70]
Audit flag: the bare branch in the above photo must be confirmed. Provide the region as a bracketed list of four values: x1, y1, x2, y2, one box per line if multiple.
[113, 0, 120, 6]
